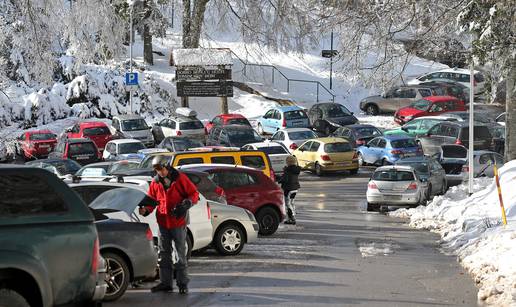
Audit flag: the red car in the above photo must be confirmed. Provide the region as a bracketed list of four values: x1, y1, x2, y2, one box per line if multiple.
[394, 96, 465, 125]
[49, 138, 102, 166]
[177, 164, 285, 236]
[66, 121, 113, 151]
[205, 113, 251, 134]
[17, 130, 57, 160]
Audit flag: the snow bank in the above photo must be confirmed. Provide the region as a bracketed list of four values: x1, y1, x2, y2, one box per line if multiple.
[172, 48, 233, 66]
[391, 160, 516, 306]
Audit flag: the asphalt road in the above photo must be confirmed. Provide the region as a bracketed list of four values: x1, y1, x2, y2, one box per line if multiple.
[106, 169, 478, 307]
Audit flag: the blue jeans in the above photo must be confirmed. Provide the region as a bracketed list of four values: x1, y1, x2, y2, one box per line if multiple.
[158, 226, 189, 287]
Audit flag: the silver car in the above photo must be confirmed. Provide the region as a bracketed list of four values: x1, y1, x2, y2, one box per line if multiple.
[241, 141, 291, 174]
[395, 156, 447, 196]
[366, 165, 427, 211]
[112, 115, 155, 147]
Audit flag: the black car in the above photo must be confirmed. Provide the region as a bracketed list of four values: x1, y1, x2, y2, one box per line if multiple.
[207, 124, 262, 148]
[307, 102, 358, 135]
[157, 136, 204, 152]
[331, 124, 383, 147]
[49, 137, 101, 166]
[25, 158, 82, 177]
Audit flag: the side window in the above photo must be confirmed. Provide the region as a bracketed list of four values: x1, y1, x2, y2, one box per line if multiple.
[447, 126, 460, 137]
[404, 120, 419, 131]
[159, 119, 168, 127]
[403, 89, 417, 98]
[368, 138, 379, 147]
[429, 103, 443, 113]
[241, 155, 266, 169]
[176, 157, 204, 166]
[0, 174, 68, 216]
[419, 89, 432, 97]
[211, 156, 236, 164]
[428, 124, 443, 136]
[309, 142, 320, 152]
[19, 133, 26, 141]
[210, 127, 221, 139]
[273, 110, 282, 120]
[298, 141, 312, 151]
[420, 119, 436, 130]
[392, 88, 403, 98]
[112, 119, 120, 131]
[494, 154, 504, 165]
[212, 117, 222, 126]
[478, 154, 493, 165]
[431, 161, 443, 171]
[264, 110, 274, 118]
[377, 139, 387, 148]
[218, 172, 257, 189]
[56, 141, 66, 153]
[272, 132, 284, 140]
[169, 120, 177, 129]
[185, 173, 201, 185]
[72, 124, 80, 133]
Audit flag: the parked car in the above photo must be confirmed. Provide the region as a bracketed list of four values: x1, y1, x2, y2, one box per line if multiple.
[433, 144, 468, 187]
[65, 121, 113, 151]
[395, 156, 447, 196]
[420, 80, 469, 103]
[111, 115, 154, 147]
[207, 201, 259, 256]
[417, 121, 493, 157]
[157, 136, 205, 152]
[0, 166, 106, 306]
[241, 141, 291, 174]
[151, 113, 205, 144]
[293, 137, 359, 176]
[490, 125, 505, 154]
[103, 139, 146, 161]
[394, 96, 466, 125]
[384, 116, 457, 138]
[407, 68, 486, 95]
[16, 130, 57, 160]
[468, 151, 505, 179]
[257, 106, 310, 134]
[25, 158, 82, 179]
[366, 165, 428, 211]
[496, 112, 506, 126]
[359, 84, 448, 115]
[307, 102, 358, 135]
[357, 136, 423, 166]
[331, 124, 383, 147]
[205, 113, 251, 133]
[270, 128, 319, 152]
[207, 124, 262, 148]
[49, 137, 102, 166]
[445, 111, 494, 124]
[177, 164, 286, 236]
[87, 188, 158, 301]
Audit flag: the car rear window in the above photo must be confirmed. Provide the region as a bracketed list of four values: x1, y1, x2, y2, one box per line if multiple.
[29, 133, 56, 140]
[118, 142, 145, 154]
[461, 126, 492, 139]
[397, 162, 429, 175]
[241, 155, 266, 169]
[176, 157, 204, 166]
[226, 118, 250, 126]
[227, 129, 262, 143]
[69, 142, 97, 155]
[211, 156, 236, 164]
[179, 120, 204, 130]
[324, 142, 353, 153]
[372, 170, 415, 181]
[258, 146, 289, 155]
[355, 127, 382, 138]
[441, 145, 468, 158]
[284, 110, 308, 120]
[289, 130, 317, 140]
[49, 160, 82, 175]
[83, 127, 111, 136]
[390, 139, 418, 148]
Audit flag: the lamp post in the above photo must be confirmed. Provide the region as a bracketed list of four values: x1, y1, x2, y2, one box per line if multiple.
[468, 62, 475, 195]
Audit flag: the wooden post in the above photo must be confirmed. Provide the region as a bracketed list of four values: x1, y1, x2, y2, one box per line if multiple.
[221, 97, 228, 114]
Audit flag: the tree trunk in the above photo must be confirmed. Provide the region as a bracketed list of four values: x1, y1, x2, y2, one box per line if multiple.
[143, 0, 153, 65]
[182, 0, 192, 48]
[505, 57, 516, 161]
[182, 0, 209, 48]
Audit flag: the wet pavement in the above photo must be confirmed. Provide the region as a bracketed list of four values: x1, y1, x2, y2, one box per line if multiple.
[106, 169, 478, 307]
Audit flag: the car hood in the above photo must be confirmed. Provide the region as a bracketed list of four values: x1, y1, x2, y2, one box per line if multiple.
[397, 107, 425, 117]
[89, 188, 158, 215]
[123, 130, 151, 139]
[327, 116, 358, 126]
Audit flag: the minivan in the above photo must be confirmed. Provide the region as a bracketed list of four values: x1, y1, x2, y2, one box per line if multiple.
[112, 115, 154, 147]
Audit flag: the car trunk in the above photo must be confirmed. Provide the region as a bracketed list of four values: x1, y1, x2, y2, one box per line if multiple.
[34, 140, 57, 154]
[440, 144, 467, 174]
[460, 127, 492, 150]
[376, 180, 414, 193]
[68, 143, 99, 166]
[325, 151, 355, 164]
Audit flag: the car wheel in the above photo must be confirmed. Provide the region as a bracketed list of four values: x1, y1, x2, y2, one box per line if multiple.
[365, 104, 379, 116]
[0, 289, 30, 307]
[358, 152, 366, 166]
[102, 252, 130, 302]
[349, 168, 359, 175]
[257, 123, 264, 135]
[214, 224, 245, 256]
[315, 162, 323, 176]
[366, 203, 380, 212]
[256, 207, 280, 236]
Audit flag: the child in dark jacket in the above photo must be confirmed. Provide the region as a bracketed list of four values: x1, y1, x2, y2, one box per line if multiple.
[278, 156, 301, 224]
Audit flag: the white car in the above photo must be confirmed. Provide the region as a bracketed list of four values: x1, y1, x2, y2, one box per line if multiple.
[241, 141, 291, 174]
[366, 165, 427, 211]
[407, 68, 485, 95]
[103, 139, 145, 161]
[270, 128, 318, 153]
[151, 108, 206, 144]
[68, 182, 213, 253]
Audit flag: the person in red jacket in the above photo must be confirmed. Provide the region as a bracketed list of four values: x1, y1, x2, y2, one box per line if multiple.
[139, 155, 199, 294]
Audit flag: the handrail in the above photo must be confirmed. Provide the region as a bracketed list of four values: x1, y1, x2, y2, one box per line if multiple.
[228, 50, 335, 102]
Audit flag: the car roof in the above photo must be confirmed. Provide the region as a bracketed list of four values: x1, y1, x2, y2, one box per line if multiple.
[221, 124, 255, 130]
[80, 162, 113, 167]
[245, 141, 284, 147]
[382, 135, 415, 141]
[422, 95, 460, 102]
[67, 138, 95, 144]
[218, 113, 246, 119]
[279, 128, 314, 133]
[79, 121, 109, 128]
[167, 115, 199, 122]
[177, 163, 261, 173]
[274, 105, 304, 112]
[375, 165, 414, 172]
[411, 115, 458, 121]
[433, 68, 481, 74]
[114, 114, 145, 120]
[345, 124, 379, 129]
[312, 137, 350, 144]
[108, 138, 144, 145]
[26, 129, 54, 134]
[25, 158, 73, 164]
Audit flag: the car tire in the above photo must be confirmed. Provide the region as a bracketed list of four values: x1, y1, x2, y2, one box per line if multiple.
[366, 203, 380, 212]
[365, 104, 379, 116]
[256, 207, 280, 236]
[102, 252, 130, 302]
[349, 168, 359, 175]
[257, 123, 264, 135]
[0, 289, 30, 307]
[357, 152, 366, 166]
[214, 223, 245, 256]
[315, 162, 323, 176]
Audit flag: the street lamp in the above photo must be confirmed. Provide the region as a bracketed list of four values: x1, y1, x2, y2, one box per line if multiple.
[468, 54, 475, 195]
[127, 0, 142, 114]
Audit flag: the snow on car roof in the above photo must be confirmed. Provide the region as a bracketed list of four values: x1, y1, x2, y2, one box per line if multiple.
[108, 138, 143, 144]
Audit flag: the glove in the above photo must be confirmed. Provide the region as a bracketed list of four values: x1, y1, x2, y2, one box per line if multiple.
[172, 199, 193, 218]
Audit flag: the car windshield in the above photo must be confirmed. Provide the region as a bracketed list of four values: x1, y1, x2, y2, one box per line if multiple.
[284, 110, 307, 120]
[289, 130, 317, 140]
[324, 142, 353, 153]
[227, 129, 262, 143]
[46, 160, 81, 175]
[83, 127, 111, 136]
[108, 161, 140, 174]
[391, 139, 418, 148]
[118, 142, 145, 154]
[355, 127, 382, 138]
[323, 104, 352, 117]
[372, 170, 415, 181]
[258, 146, 289, 155]
[29, 133, 56, 140]
[69, 142, 96, 155]
[397, 162, 429, 175]
[121, 118, 148, 131]
[411, 100, 431, 111]
[179, 120, 204, 130]
[226, 118, 250, 125]
[171, 138, 204, 151]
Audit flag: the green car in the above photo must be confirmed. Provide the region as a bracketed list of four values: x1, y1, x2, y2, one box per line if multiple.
[384, 116, 456, 137]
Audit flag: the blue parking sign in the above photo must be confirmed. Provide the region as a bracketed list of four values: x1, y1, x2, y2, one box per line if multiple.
[125, 72, 139, 86]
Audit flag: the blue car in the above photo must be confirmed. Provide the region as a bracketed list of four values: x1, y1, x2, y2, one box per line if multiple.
[357, 135, 423, 166]
[257, 106, 310, 134]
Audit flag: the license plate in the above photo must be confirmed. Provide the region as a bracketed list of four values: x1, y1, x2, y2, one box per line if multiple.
[403, 153, 416, 157]
[384, 195, 402, 200]
[74, 155, 91, 160]
[292, 121, 304, 127]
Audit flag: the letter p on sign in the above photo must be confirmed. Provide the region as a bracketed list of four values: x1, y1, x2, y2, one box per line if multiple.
[125, 72, 139, 86]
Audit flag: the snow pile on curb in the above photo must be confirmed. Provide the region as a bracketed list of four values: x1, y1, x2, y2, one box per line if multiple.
[391, 160, 516, 306]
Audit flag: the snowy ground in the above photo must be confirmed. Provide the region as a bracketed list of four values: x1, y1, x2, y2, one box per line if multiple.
[391, 160, 516, 306]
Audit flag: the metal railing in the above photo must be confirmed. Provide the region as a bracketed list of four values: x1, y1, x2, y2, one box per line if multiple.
[229, 50, 335, 103]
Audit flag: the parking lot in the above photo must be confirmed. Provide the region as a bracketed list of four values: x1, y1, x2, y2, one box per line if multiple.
[106, 169, 477, 307]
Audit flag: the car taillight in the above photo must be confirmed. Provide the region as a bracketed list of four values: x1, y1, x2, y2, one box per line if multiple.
[146, 227, 153, 241]
[406, 182, 418, 190]
[282, 118, 287, 127]
[368, 181, 378, 189]
[215, 186, 225, 197]
[455, 138, 463, 145]
[207, 203, 211, 220]
[352, 151, 359, 159]
[321, 154, 331, 161]
[289, 143, 298, 150]
[92, 238, 99, 274]
[176, 130, 182, 136]
[391, 149, 403, 155]
[462, 165, 469, 173]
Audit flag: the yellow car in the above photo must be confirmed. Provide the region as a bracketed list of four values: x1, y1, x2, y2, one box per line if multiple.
[293, 137, 359, 176]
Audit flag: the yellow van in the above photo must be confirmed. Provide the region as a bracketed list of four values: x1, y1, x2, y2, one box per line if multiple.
[139, 150, 274, 179]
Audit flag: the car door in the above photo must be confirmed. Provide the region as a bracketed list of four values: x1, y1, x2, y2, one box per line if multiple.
[207, 127, 220, 146]
[210, 171, 259, 210]
[295, 141, 313, 167]
[361, 138, 378, 164]
[419, 123, 446, 156]
[306, 141, 321, 169]
[270, 110, 282, 132]
[261, 110, 274, 133]
[162, 119, 177, 138]
[102, 142, 115, 160]
[384, 87, 403, 112]
[399, 88, 418, 109]
[375, 138, 387, 163]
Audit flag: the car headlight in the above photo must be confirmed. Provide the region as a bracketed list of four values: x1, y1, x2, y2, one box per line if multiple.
[246, 209, 256, 221]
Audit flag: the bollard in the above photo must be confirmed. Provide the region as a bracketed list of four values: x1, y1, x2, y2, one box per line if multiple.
[493, 163, 507, 226]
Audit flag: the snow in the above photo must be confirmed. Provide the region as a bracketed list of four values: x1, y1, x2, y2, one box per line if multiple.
[357, 241, 399, 257]
[172, 48, 233, 66]
[390, 160, 516, 306]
